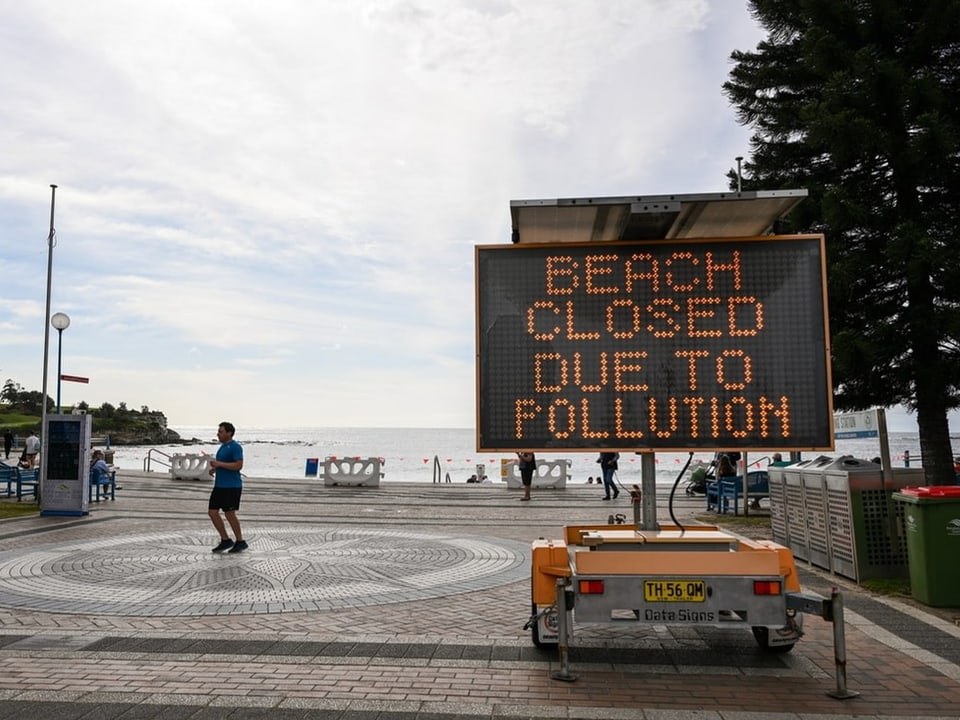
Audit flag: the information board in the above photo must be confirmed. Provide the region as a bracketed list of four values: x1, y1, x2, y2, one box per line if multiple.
[476, 235, 834, 451]
[833, 408, 892, 474]
[833, 409, 881, 439]
[40, 413, 92, 516]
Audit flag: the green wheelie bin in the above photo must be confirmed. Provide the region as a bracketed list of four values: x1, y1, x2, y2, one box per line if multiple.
[892, 486, 960, 607]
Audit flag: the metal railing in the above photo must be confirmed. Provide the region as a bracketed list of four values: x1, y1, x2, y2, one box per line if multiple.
[143, 448, 174, 473]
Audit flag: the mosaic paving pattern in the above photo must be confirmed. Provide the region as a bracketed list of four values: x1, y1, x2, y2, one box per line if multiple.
[0, 526, 529, 616]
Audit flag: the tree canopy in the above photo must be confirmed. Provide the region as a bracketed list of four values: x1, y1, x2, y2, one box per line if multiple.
[724, 0, 960, 484]
[1, 380, 50, 416]
[1, 378, 168, 436]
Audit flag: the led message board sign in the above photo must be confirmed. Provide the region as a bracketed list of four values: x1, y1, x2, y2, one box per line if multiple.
[476, 235, 833, 452]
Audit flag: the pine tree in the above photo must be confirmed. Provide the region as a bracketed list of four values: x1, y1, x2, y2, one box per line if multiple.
[724, 0, 960, 484]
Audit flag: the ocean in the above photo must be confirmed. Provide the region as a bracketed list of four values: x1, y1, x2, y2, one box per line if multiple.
[105, 426, 952, 484]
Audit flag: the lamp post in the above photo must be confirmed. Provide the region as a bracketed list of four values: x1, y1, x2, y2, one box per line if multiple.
[38, 184, 58, 510]
[51, 312, 70, 413]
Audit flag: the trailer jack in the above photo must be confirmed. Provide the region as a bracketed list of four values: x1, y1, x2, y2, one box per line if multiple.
[786, 587, 860, 699]
[549, 578, 576, 683]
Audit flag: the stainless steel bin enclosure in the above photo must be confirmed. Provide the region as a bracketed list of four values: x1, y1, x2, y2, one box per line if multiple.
[769, 456, 832, 562]
[802, 458, 836, 569]
[824, 458, 924, 581]
[772, 456, 924, 582]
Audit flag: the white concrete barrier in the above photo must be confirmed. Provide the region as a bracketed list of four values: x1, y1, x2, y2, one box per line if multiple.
[323, 456, 383, 487]
[503, 459, 570, 489]
[170, 453, 211, 480]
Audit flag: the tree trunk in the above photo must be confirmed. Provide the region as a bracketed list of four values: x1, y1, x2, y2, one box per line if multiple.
[916, 406, 954, 486]
[907, 245, 955, 486]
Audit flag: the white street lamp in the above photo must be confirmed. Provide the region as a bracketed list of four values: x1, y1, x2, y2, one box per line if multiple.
[51, 312, 70, 413]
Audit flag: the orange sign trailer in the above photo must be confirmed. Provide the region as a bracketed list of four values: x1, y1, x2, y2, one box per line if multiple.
[478, 191, 858, 697]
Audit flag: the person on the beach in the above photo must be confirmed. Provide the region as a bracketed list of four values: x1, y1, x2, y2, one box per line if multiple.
[89, 449, 111, 476]
[208, 421, 247, 553]
[24, 432, 40, 468]
[517, 451, 536, 501]
[717, 454, 737, 477]
[89, 449, 114, 495]
[598, 451, 619, 500]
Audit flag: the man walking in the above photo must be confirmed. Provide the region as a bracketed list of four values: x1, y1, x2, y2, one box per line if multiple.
[24, 432, 40, 468]
[208, 421, 247, 554]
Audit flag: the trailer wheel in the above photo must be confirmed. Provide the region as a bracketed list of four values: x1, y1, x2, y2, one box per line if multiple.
[751, 625, 795, 653]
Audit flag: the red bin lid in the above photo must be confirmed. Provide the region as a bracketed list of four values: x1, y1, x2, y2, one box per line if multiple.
[898, 486, 960, 498]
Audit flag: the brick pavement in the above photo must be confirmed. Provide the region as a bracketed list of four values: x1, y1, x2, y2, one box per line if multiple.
[0, 472, 957, 719]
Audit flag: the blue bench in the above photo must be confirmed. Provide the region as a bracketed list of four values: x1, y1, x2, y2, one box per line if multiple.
[705, 478, 723, 511]
[1, 464, 16, 497]
[89, 467, 117, 502]
[717, 471, 769, 515]
[705, 474, 750, 511]
[15, 467, 39, 501]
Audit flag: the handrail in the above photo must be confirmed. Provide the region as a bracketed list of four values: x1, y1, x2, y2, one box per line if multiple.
[143, 448, 174, 472]
[431, 455, 453, 483]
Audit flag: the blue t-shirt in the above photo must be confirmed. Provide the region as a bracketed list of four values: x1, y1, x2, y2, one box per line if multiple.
[214, 439, 243, 488]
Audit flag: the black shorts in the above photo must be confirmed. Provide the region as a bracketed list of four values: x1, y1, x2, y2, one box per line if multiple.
[520, 468, 534, 487]
[209, 487, 242, 512]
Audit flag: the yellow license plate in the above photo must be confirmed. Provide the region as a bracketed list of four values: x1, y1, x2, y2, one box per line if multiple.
[643, 579, 706, 602]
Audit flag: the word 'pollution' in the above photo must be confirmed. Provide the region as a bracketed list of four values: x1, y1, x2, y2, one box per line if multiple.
[512, 249, 792, 441]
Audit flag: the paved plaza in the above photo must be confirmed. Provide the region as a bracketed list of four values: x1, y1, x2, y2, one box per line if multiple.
[0, 471, 958, 719]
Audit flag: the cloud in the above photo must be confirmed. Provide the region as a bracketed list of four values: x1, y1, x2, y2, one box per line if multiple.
[0, 0, 787, 428]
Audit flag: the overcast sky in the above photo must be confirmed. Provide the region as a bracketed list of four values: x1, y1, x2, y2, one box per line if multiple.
[0, 1, 946, 432]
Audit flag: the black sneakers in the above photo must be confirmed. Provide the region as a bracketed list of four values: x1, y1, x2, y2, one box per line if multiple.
[212, 539, 234, 553]
[228, 540, 249, 554]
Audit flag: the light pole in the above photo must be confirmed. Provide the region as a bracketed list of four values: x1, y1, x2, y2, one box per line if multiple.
[40, 185, 58, 506]
[51, 312, 70, 413]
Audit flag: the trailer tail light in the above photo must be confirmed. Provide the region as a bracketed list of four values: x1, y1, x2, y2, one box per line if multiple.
[579, 580, 605, 594]
[753, 580, 782, 596]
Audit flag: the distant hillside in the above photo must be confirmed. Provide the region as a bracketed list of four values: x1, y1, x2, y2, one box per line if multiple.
[1, 381, 186, 445]
[0, 411, 185, 445]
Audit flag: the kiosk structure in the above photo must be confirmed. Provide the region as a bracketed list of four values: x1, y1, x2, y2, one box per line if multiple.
[40, 413, 92, 516]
